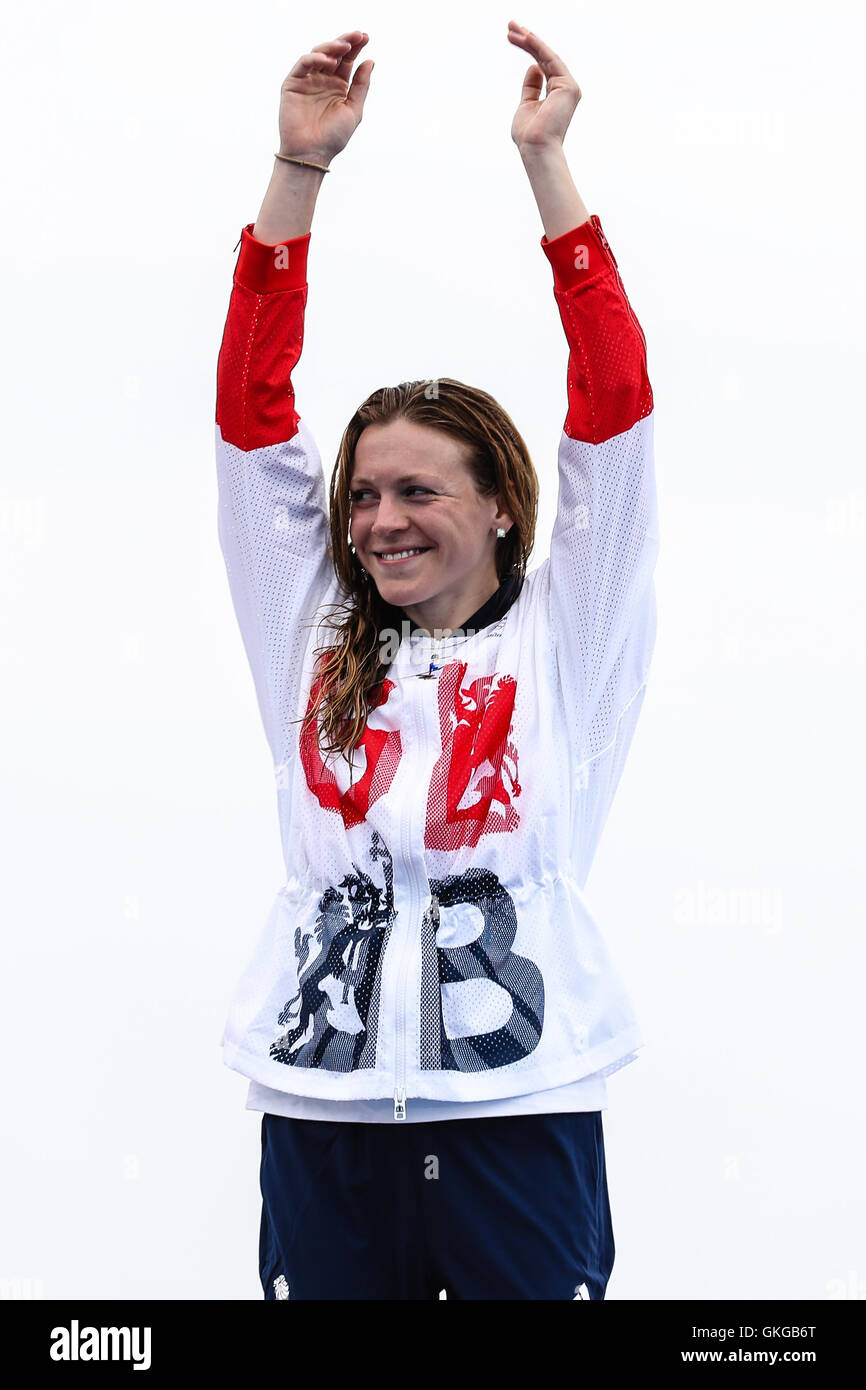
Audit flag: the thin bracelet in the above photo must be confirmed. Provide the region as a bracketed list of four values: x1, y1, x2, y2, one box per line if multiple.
[231, 153, 330, 248]
[274, 152, 330, 173]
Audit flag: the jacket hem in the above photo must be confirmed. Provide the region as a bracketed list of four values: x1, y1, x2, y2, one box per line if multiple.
[221, 1025, 644, 1104]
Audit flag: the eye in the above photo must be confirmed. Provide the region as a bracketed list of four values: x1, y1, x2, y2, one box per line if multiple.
[348, 486, 432, 501]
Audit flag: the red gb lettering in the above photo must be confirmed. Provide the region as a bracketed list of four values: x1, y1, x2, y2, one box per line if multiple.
[300, 672, 402, 829]
[425, 662, 521, 851]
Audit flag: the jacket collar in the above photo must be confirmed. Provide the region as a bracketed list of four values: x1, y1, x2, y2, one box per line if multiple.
[398, 571, 525, 637]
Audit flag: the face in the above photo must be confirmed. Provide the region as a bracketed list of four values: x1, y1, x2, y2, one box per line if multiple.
[348, 418, 512, 631]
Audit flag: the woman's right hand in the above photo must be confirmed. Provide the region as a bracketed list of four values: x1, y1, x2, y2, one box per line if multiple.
[277, 31, 374, 166]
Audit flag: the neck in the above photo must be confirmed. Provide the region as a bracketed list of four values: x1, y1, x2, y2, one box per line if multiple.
[399, 572, 502, 635]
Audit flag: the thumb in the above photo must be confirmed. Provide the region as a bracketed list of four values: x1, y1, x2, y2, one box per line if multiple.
[345, 59, 374, 120]
[520, 63, 544, 103]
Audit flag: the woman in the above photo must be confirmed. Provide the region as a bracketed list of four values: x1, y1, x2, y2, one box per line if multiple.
[215, 21, 659, 1300]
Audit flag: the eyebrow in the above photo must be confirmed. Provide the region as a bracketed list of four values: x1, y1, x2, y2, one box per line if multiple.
[349, 473, 438, 487]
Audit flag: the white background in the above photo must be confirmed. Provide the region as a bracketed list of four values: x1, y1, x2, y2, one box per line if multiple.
[1, 0, 864, 1300]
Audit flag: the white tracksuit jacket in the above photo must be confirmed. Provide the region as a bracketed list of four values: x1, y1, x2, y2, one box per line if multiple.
[215, 212, 659, 1122]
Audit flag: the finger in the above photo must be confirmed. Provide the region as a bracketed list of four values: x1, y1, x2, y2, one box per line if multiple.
[330, 31, 370, 82]
[288, 33, 364, 81]
[310, 32, 367, 66]
[344, 58, 374, 119]
[506, 22, 574, 83]
[311, 30, 367, 51]
[288, 51, 343, 80]
[519, 63, 544, 104]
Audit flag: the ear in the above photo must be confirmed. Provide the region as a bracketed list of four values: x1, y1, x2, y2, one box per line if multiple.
[493, 496, 514, 534]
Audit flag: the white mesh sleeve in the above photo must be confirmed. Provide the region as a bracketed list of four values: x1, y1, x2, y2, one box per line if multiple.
[215, 416, 341, 767]
[547, 413, 660, 770]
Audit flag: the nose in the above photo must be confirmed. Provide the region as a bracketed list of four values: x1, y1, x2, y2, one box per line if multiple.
[369, 492, 411, 537]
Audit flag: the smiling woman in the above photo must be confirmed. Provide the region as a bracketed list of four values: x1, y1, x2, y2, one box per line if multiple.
[306, 379, 539, 762]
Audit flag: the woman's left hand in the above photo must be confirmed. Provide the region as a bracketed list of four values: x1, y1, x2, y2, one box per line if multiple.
[507, 21, 582, 152]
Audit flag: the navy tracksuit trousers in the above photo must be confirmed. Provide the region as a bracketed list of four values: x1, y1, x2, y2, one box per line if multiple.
[259, 1109, 615, 1300]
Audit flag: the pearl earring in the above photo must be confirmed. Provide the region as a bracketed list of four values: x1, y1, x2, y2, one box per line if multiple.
[349, 541, 367, 577]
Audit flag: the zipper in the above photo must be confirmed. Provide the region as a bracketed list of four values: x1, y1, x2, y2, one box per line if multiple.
[590, 214, 647, 355]
[590, 213, 617, 267]
[393, 787, 415, 1119]
[393, 639, 436, 1119]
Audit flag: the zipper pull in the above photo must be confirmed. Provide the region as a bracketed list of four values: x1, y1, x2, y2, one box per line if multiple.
[394, 1086, 407, 1121]
[417, 647, 441, 680]
[590, 214, 618, 267]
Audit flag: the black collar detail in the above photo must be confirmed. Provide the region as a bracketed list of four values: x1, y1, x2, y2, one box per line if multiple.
[401, 571, 525, 636]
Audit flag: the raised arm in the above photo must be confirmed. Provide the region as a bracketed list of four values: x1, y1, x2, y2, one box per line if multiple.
[215, 33, 374, 767]
[509, 23, 659, 865]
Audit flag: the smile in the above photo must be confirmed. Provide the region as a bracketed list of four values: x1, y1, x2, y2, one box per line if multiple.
[373, 547, 433, 565]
